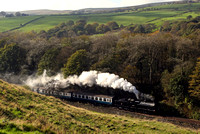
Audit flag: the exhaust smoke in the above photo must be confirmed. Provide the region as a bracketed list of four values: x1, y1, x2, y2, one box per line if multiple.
[25, 70, 140, 99]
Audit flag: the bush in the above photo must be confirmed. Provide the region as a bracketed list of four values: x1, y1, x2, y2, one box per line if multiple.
[191, 111, 200, 120]
[22, 124, 38, 131]
[158, 101, 181, 116]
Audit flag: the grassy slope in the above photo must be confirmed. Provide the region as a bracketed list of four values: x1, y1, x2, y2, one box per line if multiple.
[18, 10, 183, 32]
[0, 16, 41, 32]
[0, 79, 198, 133]
[0, 3, 200, 32]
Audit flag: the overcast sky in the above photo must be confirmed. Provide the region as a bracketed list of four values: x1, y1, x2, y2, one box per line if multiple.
[1, 0, 181, 11]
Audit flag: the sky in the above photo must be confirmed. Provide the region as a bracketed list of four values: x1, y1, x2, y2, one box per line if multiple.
[1, 0, 181, 11]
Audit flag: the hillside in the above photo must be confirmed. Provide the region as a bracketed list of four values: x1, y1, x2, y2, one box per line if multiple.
[0, 79, 198, 133]
[20, 10, 71, 15]
[0, 2, 200, 32]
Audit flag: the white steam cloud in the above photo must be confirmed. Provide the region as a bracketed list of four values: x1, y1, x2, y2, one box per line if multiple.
[25, 70, 140, 99]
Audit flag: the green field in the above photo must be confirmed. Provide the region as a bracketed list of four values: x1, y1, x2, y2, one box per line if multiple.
[150, 3, 200, 10]
[19, 10, 182, 32]
[0, 79, 198, 133]
[0, 2, 200, 32]
[0, 16, 40, 32]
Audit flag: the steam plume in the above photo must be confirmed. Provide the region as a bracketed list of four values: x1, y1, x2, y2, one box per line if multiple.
[25, 70, 140, 99]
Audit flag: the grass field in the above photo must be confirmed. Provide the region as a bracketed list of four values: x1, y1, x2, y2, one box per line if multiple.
[18, 10, 182, 32]
[151, 3, 200, 10]
[0, 3, 200, 32]
[0, 16, 40, 32]
[0, 79, 199, 133]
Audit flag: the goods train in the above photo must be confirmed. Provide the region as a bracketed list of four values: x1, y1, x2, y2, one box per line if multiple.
[32, 86, 156, 112]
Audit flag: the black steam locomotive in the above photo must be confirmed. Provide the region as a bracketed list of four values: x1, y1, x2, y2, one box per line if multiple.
[32, 84, 156, 112]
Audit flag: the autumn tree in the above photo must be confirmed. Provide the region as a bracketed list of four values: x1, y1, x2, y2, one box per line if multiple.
[189, 57, 200, 100]
[91, 50, 128, 73]
[120, 65, 140, 84]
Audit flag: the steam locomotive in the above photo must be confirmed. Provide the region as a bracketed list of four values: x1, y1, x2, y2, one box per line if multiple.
[32, 85, 156, 112]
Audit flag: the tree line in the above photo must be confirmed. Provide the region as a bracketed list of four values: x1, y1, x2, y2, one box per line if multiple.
[40, 20, 156, 39]
[0, 11, 29, 17]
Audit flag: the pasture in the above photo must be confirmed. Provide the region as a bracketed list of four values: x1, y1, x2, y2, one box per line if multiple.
[0, 2, 199, 32]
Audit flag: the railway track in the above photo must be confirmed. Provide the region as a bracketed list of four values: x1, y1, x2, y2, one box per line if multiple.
[65, 100, 200, 130]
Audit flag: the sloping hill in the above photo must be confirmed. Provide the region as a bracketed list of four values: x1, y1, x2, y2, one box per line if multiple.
[21, 10, 71, 15]
[0, 79, 198, 133]
[0, 2, 200, 32]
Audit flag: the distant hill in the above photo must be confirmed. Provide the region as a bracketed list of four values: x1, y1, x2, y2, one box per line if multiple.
[20, 9, 72, 15]
[0, 79, 197, 133]
[71, 1, 178, 14]
[12, 0, 199, 16]
[18, 1, 200, 15]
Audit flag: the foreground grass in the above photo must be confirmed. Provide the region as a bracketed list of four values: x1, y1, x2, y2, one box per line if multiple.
[0, 79, 198, 133]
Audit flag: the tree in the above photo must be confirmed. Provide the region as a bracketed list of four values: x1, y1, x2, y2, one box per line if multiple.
[106, 21, 119, 30]
[91, 22, 99, 31]
[0, 44, 25, 73]
[37, 48, 60, 76]
[160, 21, 172, 32]
[62, 49, 89, 78]
[96, 24, 110, 34]
[15, 12, 21, 16]
[169, 74, 188, 104]
[91, 51, 127, 73]
[133, 35, 167, 84]
[73, 20, 87, 33]
[189, 57, 200, 100]
[120, 65, 140, 84]
[56, 46, 72, 69]
[66, 20, 74, 26]
[5, 14, 14, 17]
[161, 61, 193, 105]
[0, 11, 6, 17]
[84, 24, 95, 35]
[133, 25, 145, 33]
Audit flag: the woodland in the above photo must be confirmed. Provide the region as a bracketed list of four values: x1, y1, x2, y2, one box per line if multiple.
[0, 16, 200, 119]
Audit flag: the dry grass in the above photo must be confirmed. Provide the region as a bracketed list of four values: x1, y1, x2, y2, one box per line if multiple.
[0, 79, 198, 133]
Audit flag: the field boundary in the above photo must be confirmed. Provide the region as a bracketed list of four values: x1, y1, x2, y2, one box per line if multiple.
[2, 16, 45, 33]
[146, 11, 189, 23]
